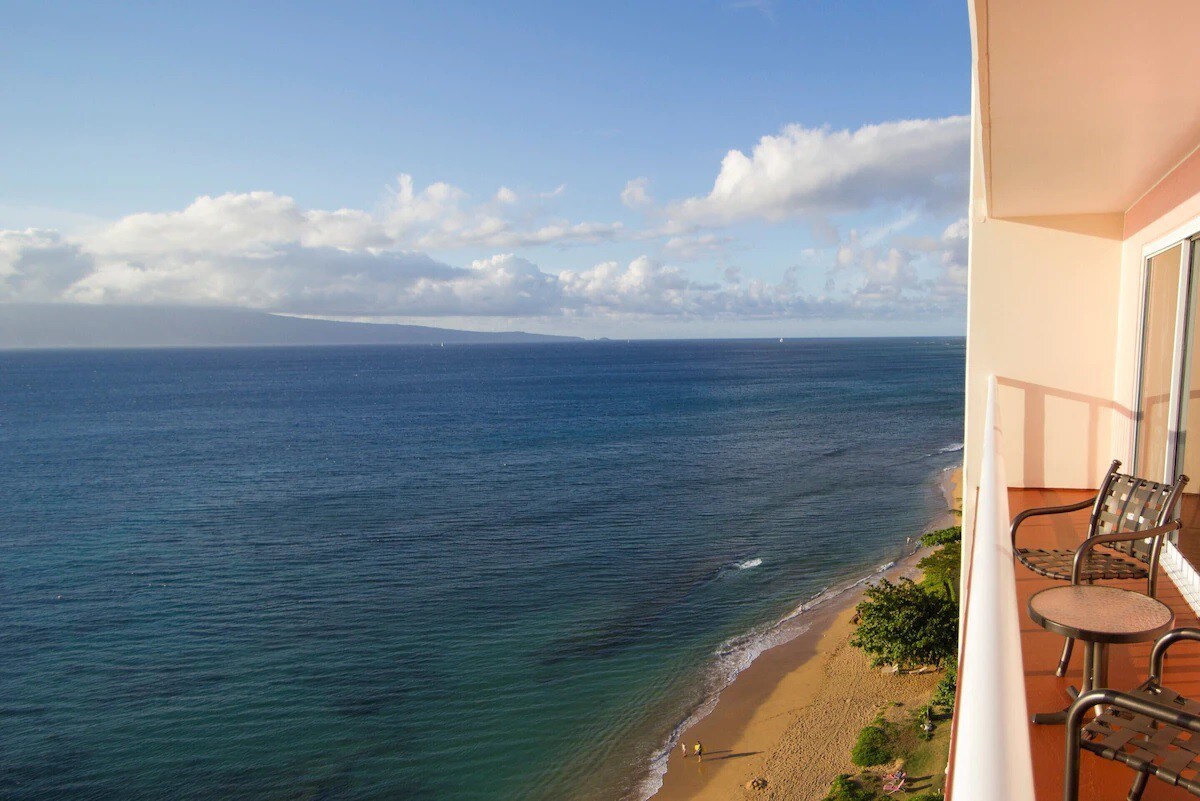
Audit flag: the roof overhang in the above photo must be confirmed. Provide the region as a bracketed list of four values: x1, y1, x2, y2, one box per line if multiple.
[973, 0, 1200, 219]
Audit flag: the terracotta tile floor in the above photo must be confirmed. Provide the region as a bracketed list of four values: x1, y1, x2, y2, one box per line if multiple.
[1011, 488, 1200, 801]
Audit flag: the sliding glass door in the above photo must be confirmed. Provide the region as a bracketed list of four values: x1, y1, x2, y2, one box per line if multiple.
[1134, 243, 1188, 480]
[1134, 238, 1199, 566]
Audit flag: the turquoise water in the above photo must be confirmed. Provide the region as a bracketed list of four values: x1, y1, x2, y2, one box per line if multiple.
[0, 339, 963, 800]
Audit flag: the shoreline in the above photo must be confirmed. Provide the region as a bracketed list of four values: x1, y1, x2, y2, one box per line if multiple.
[643, 465, 962, 800]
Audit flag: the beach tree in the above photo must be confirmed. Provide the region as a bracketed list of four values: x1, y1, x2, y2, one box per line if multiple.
[917, 541, 961, 600]
[850, 578, 958, 669]
[920, 525, 961, 547]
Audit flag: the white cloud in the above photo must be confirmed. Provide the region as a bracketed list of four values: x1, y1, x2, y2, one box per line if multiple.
[667, 116, 969, 228]
[90, 192, 389, 256]
[400, 254, 563, 316]
[0, 229, 94, 302]
[621, 177, 653, 209]
[559, 256, 705, 314]
[419, 219, 624, 251]
[0, 121, 970, 325]
[78, 176, 623, 260]
[822, 215, 969, 308]
[0, 183, 622, 316]
[0, 218, 963, 321]
[935, 217, 968, 297]
[67, 245, 466, 315]
[663, 232, 731, 261]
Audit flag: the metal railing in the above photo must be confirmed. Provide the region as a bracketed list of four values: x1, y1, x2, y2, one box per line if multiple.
[947, 376, 1035, 800]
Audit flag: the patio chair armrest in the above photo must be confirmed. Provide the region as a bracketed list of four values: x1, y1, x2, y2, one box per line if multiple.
[1010, 497, 1097, 548]
[1065, 689, 1200, 801]
[1150, 627, 1200, 682]
[1069, 521, 1181, 584]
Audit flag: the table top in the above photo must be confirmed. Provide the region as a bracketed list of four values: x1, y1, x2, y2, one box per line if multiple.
[1028, 585, 1174, 644]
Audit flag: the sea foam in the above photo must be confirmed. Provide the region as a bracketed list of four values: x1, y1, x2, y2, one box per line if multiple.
[630, 556, 910, 801]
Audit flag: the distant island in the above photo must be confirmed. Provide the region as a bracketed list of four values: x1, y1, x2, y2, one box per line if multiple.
[0, 304, 583, 349]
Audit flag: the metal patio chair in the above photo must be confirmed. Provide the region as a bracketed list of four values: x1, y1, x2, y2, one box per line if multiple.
[1011, 459, 1187, 676]
[1066, 629, 1200, 801]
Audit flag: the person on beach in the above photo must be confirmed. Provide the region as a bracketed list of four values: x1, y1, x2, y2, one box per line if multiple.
[693, 741, 703, 762]
[681, 742, 688, 759]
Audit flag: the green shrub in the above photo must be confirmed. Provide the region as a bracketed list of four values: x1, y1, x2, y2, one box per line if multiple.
[907, 793, 943, 801]
[851, 724, 893, 767]
[851, 578, 959, 669]
[917, 541, 961, 599]
[823, 773, 877, 801]
[920, 526, 961, 547]
[932, 655, 957, 709]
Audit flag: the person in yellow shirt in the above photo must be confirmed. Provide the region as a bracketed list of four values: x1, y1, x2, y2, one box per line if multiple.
[693, 741, 704, 762]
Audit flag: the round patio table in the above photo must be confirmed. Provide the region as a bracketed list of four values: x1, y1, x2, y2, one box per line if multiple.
[1027, 584, 1174, 724]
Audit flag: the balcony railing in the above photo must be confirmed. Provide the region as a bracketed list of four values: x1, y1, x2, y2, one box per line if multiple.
[947, 376, 1035, 800]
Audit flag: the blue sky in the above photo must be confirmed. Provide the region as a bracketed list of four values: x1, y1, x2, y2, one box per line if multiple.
[0, 0, 971, 337]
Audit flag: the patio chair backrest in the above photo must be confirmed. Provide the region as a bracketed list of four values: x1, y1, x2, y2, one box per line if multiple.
[1089, 460, 1188, 563]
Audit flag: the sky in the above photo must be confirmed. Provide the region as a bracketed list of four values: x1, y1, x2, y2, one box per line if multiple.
[0, 0, 971, 338]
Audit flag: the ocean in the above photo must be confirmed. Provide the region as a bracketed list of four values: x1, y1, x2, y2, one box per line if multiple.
[0, 338, 964, 801]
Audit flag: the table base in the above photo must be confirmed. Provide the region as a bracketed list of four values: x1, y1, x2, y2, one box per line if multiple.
[1032, 640, 1108, 725]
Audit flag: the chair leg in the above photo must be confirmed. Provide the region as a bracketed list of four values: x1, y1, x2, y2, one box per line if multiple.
[1127, 772, 1149, 801]
[1057, 637, 1075, 677]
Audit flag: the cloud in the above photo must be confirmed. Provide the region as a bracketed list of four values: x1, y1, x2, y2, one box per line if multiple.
[421, 220, 623, 251]
[621, 177, 653, 209]
[402, 254, 564, 316]
[0, 180, 615, 316]
[0, 218, 963, 321]
[67, 245, 469, 316]
[934, 218, 968, 298]
[0, 184, 619, 316]
[823, 215, 968, 307]
[79, 177, 623, 260]
[560, 256, 707, 315]
[662, 232, 731, 261]
[0, 123, 970, 325]
[90, 191, 386, 256]
[554, 253, 965, 321]
[667, 116, 969, 228]
[0, 229, 94, 302]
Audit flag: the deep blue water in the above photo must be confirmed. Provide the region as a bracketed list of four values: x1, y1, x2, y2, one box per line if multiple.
[0, 339, 963, 801]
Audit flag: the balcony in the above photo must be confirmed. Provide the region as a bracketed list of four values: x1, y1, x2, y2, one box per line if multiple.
[1012, 489, 1200, 800]
[950, 377, 1200, 800]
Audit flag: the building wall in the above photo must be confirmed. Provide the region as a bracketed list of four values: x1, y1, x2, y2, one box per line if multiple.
[1112, 148, 1200, 486]
[964, 214, 1123, 486]
[962, 88, 1124, 543]
[964, 104, 1200, 547]
[963, 105, 1124, 504]
[960, 3, 1200, 549]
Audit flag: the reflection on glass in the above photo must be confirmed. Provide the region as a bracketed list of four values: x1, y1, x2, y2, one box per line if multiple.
[1135, 244, 1182, 480]
[1182, 240, 1200, 486]
[1172, 241, 1200, 569]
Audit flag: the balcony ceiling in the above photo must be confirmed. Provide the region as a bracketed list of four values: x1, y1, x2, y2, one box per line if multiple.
[979, 0, 1200, 218]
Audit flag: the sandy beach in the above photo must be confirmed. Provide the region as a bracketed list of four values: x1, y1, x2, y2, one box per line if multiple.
[651, 467, 962, 801]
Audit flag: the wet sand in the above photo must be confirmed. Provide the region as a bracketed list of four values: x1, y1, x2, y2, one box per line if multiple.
[650, 467, 961, 800]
